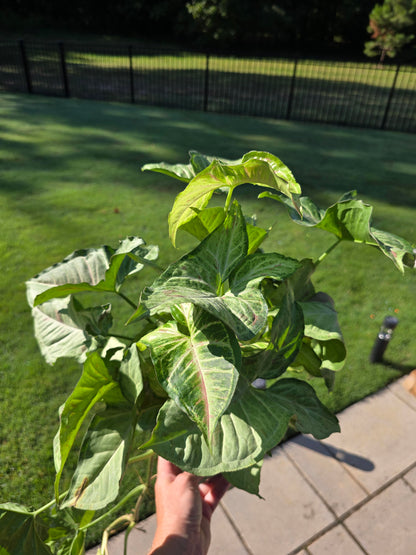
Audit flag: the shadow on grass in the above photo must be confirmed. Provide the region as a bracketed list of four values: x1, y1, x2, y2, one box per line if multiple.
[1, 92, 416, 213]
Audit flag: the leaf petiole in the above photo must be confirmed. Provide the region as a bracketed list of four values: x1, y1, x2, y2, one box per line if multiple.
[32, 490, 69, 516]
[79, 484, 146, 532]
[224, 187, 234, 213]
[127, 449, 154, 465]
[315, 238, 342, 266]
[117, 291, 137, 309]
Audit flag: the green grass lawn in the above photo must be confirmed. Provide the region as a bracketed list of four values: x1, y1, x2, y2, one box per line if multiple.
[1, 92, 415, 543]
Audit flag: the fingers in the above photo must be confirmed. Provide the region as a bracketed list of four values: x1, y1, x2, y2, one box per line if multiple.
[156, 457, 183, 483]
[156, 457, 199, 487]
[199, 475, 230, 514]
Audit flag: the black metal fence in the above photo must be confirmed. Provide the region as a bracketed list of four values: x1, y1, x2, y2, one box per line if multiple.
[1, 39, 415, 133]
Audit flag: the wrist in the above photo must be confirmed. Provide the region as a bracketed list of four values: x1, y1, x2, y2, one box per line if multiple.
[149, 533, 199, 555]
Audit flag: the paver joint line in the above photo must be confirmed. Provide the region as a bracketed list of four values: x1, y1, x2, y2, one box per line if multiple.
[287, 456, 416, 555]
[218, 501, 254, 555]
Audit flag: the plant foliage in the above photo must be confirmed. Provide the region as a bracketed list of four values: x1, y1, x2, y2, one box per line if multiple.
[1, 150, 414, 554]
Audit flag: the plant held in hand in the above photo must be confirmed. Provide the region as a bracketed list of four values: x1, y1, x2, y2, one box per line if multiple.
[1, 150, 414, 554]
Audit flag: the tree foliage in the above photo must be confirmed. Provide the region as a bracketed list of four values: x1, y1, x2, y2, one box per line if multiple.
[364, 0, 416, 61]
[4, 0, 378, 56]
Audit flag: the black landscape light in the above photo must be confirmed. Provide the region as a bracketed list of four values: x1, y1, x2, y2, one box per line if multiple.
[369, 316, 399, 363]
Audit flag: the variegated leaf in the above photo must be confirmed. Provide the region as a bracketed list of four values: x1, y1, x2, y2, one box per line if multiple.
[141, 305, 240, 440]
[136, 207, 300, 340]
[142, 377, 339, 477]
[169, 151, 301, 245]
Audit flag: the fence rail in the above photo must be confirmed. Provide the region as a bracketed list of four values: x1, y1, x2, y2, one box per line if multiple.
[1, 39, 415, 133]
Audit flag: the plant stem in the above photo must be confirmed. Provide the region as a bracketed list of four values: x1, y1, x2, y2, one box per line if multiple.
[124, 520, 136, 555]
[133, 452, 156, 523]
[80, 485, 146, 531]
[117, 291, 137, 309]
[224, 187, 234, 213]
[100, 514, 134, 555]
[127, 449, 154, 465]
[315, 238, 342, 266]
[33, 490, 69, 516]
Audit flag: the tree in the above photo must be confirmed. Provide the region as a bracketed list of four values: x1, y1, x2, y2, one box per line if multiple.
[364, 0, 416, 62]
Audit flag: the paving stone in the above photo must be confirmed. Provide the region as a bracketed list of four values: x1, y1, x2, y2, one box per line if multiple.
[307, 525, 365, 555]
[283, 435, 367, 516]
[319, 388, 416, 493]
[221, 448, 334, 555]
[345, 478, 416, 555]
[404, 465, 416, 490]
[388, 376, 416, 411]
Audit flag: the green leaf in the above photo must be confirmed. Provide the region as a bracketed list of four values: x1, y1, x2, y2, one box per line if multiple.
[53, 353, 118, 502]
[68, 530, 85, 555]
[292, 342, 322, 377]
[229, 252, 300, 294]
[30, 237, 158, 306]
[141, 305, 240, 441]
[142, 150, 230, 183]
[0, 504, 51, 555]
[142, 377, 339, 477]
[134, 206, 300, 341]
[370, 227, 416, 272]
[169, 151, 301, 246]
[64, 407, 137, 510]
[180, 206, 225, 241]
[135, 203, 299, 344]
[300, 300, 346, 371]
[223, 460, 263, 496]
[118, 344, 144, 406]
[255, 290, 304, 380]
[246, 224, 268, 254]
[262, 191, 415, 271]
[26, 295, 109, 365]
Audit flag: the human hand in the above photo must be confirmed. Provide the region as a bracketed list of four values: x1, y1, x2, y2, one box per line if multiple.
[148, 457, 229, 555]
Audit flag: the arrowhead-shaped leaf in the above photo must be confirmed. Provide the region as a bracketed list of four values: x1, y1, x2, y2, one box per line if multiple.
[370, 226, 415, 272]
[254, 290, 304, 380]
[64, 407, 137, 510]
[0, 504, 51, 555]
[53, 353, 118, 501]
[136, 206, 299, 340]
[169, 151, 301, 245]
[30, 237, 158, 306]
[141, 305, 240, 441]
[142, 377, 339, 477]
[261, 190, 415, 271]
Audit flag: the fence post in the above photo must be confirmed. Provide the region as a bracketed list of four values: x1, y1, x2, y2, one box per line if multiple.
[286, 58, 297, 119]
[203, 54, 210, 112]
[19, 39, 32, 94]
[128, 45, 135, 103]
[381, 63, 400, 130]
[58, 42, 70, 97]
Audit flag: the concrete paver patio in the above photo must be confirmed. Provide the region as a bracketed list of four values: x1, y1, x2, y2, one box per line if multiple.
[86, 375, 416, 555]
